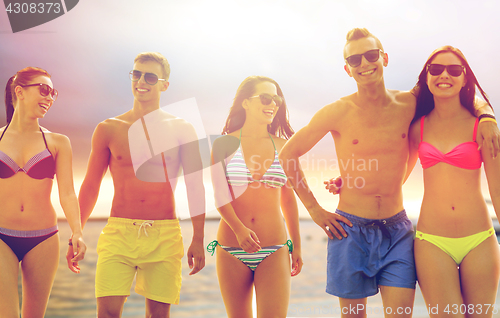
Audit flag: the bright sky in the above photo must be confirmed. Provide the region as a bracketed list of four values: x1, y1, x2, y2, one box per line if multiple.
[1, 0, 499, 219]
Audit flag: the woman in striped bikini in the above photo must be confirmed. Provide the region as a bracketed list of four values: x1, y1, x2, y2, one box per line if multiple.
[209, 76, 302, 317]
[0, 67, 86, 317]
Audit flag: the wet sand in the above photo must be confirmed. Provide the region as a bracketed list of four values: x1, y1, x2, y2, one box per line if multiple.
[17, 219, 500, 318]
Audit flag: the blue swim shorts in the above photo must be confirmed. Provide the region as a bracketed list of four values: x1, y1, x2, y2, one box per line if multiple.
[326, 209, 416, 299]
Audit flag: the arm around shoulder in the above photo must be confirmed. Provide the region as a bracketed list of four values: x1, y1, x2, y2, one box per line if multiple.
[405, 120, 421, 183]
[482, 145, 500, 220]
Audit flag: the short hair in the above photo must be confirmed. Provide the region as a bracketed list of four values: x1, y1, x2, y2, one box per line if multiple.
[134, 52, 171, 81]
[5, 67, 51, 123]
[343, 28, 384, 59]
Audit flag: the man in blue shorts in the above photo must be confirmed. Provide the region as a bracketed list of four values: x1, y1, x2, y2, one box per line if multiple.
[280, 28, 499, 317]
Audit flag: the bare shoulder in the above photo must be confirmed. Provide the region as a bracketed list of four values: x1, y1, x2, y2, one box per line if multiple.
[212, 134, 239, 161]
[170, 116, 196, 133]
[391, 89, 416, 107]
[319, 96, 352, 117]
[94, 116, 129, 137]
[272, 136, 288, 151]
[306, 97, 353, 132]
[40, 130, 72, 155]
[163, 115, 200, 144]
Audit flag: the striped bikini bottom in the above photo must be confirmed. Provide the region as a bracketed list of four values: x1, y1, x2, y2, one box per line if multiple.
[207, 240, 293, 271]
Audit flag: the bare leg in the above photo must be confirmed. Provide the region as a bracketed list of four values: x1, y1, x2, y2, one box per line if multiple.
[339, 298, 368, 318]
[145, 298, 171, 318]
[20, 233, 59, 318]
[254, 246, 291, 318]
[0, 239, 20, 318]
[415, 239, 465, 318]
[379, 286, 415, 318]
[459, 235, 500, 318]
[97, 296, 127, 318]
[216, 246, 254, 318]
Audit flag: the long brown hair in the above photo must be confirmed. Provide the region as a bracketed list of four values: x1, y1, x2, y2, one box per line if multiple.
[5, 67, 51, 123]
[412, 46, 492, 123]
[221, 76, 294, 139]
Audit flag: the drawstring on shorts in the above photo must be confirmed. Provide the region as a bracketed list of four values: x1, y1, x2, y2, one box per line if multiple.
[133, 220, 154, 238]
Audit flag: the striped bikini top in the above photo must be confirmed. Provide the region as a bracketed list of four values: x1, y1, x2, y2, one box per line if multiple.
[225, 130, 287, 188]
[0, 123, 55, 180]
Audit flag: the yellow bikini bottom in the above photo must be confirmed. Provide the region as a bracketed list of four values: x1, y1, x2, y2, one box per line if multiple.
[415, 227, 495, 265]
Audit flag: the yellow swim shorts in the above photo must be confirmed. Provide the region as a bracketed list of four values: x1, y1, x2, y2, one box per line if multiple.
[95, 217, 184, 304]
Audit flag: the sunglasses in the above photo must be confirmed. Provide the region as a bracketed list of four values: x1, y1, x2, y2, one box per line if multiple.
[20, 83, 58, 101]
[345, 49, 383, 67]
[249, 93, 283, 107]
[427, 64, 465, 77]
[129, 70, 166, 85]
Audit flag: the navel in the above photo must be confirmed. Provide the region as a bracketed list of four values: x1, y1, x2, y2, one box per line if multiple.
[117, 155, 122, 160]
[451, 206, 455, 211]
[352, 139, 359, 145]
[20, 205, 24, 212]
[401, 133, 406, 139]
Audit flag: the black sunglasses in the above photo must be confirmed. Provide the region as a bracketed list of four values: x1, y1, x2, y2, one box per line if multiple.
[249, 93, 283, 107]
[20, 83, 58, 101]
[427, 64, 464, 77]
[129, 70, 166, 85]
[345, 49, 383, 67]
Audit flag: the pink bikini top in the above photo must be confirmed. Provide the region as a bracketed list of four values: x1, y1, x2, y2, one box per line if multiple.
[418, 116, 481, 170]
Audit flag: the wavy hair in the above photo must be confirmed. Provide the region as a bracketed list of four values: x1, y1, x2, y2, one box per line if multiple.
[412, 46, 492, 124]
[4, 67, 51, 124]
[221, 76, 294, 139]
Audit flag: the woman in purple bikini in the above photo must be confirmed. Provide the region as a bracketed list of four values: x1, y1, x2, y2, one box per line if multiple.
[209, 76, 302, 318]
[0, 67, 86, 317]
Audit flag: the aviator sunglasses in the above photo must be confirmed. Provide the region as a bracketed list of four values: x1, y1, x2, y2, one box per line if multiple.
[427, 64, 465, 77]
[345, 49, 383, 67]
[129, 70, 166, 85]
[20, 83, 58, 101]
[249, 93, 283, 107]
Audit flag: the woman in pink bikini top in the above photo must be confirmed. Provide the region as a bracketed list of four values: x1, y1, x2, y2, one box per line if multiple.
[408, 46, 500, 316]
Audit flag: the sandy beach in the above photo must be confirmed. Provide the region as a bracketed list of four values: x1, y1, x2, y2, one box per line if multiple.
[17, 219, 500, 318]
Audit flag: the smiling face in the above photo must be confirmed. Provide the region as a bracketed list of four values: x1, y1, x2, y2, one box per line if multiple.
[426, 52, 465, 101]
[131, 60, 169, 104]
[344, 37, 387, 85]
[16, 75, 54, 119]
[243, 81, 279, 125]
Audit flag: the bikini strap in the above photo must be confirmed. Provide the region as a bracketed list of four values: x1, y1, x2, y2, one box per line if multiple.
[40, 127, 49, 148]
[420, 116, 425, 142]
[286, 239, 293, 253]
[472, 117, 479, 142]
[0, 122, 10, 141]
[239, 128, 242, 141]
[207, 240, 219, 256]
[268, 132, 277, 152]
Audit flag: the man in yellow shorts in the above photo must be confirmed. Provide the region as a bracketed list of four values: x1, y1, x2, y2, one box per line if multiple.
[69, 52, 206, 317]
